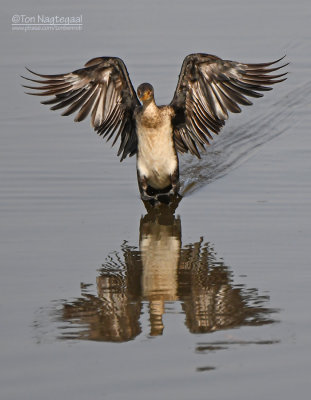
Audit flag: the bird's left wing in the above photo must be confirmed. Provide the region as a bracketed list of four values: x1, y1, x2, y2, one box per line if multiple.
[170, 53, 288, 157]
[22, 57, 140, 160]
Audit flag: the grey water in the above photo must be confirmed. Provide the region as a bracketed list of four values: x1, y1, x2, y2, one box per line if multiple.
[1, 0, 311, 399]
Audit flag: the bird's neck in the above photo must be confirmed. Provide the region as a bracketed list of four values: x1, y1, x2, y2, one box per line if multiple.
[139, 98, 162, 129]
[142, 98, 158, 113]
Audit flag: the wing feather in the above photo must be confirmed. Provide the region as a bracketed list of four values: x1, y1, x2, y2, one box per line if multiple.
[170, 53, 288, 157]
[23, 57, 140, 160]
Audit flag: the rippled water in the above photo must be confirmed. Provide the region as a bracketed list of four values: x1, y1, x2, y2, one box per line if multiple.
[38, 210, 277, 343]
[1, 0, 311, 399]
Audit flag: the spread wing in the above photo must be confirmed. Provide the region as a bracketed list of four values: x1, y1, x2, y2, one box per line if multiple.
[170, 54, 288, 157]
[22, 57, 140, 160]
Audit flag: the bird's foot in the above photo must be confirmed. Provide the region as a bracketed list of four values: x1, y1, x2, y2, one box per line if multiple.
[141, 192, 156, 202]
[140, 185, 182, 206]
[167, 186, 181, 198]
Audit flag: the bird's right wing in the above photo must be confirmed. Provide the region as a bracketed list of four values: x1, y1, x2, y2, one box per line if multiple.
[22, 57, 140, 160]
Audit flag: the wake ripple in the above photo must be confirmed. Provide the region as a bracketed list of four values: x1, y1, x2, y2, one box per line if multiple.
[179, 80, 311, 196]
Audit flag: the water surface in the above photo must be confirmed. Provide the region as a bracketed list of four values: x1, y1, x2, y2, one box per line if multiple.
[1, 1, 311, 399]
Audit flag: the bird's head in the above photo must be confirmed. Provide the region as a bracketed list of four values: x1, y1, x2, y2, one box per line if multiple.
[137, 83, 154, 104]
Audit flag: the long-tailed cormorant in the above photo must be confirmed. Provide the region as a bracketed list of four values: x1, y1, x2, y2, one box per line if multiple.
[23, 54, 287, 201]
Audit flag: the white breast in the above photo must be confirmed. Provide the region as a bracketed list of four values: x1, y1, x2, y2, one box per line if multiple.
[136, 105, 177, 189]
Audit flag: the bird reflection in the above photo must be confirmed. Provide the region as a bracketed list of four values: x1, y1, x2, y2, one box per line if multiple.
[56, 203, 276, 342]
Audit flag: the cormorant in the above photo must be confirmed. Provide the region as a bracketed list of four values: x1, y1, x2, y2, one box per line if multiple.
[23, 54, 287, 201]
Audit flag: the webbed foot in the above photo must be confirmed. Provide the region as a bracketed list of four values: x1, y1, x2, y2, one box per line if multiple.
[141, 192, 156, 202]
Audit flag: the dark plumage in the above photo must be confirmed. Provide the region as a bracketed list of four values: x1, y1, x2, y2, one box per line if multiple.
[22, 54, 287, 201]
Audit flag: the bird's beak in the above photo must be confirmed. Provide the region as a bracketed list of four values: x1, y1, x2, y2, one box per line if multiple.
[139, 91, 151, 102]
